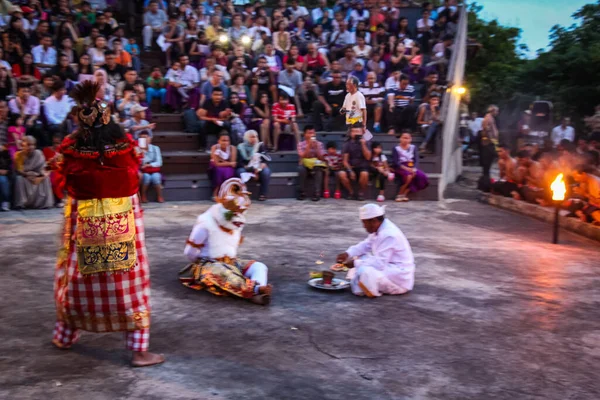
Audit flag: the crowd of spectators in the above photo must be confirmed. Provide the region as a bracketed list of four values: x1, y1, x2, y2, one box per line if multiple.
[476, 105, 600, 226]
[0, 0, 459, 209]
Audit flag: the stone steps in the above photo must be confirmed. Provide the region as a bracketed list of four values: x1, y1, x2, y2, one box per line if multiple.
[148, 112, 443, 201]
[148, 171, 440, 202]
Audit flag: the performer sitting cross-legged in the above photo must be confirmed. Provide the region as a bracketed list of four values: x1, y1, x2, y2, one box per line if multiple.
[181, 178, 272, 305]
[52, 81, 164, 367]
[336, 204, 415, 298]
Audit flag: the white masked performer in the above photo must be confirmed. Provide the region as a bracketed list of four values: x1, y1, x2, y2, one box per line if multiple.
[180, 178, 272, 305]
[336, 204, 415, 298]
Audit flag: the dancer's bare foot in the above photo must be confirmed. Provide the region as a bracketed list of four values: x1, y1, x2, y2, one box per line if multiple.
[259, 284, 272, 295]
[131, 351, 165, 367]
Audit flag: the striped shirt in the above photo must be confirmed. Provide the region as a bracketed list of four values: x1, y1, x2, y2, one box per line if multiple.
[359, 82, 386, 103]
[388, 84, 415, 108]
[272, 103, 297, 121]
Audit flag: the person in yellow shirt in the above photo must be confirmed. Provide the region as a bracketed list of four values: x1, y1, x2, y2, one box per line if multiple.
[205, 15, 224, 44]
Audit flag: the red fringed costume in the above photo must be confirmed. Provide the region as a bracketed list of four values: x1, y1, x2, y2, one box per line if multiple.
[52, 82, 152, 352]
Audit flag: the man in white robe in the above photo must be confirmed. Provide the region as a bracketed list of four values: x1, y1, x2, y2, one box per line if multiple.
[336, 204, 415, 297]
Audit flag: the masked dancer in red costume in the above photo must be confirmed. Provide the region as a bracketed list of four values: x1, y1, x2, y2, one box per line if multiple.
[52, 81, 164, 367]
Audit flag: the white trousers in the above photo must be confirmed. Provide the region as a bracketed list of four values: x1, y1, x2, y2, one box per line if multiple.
[245, 262, 268, 292]
[347, 265, 409, 298]
[143, 26, 155, 48]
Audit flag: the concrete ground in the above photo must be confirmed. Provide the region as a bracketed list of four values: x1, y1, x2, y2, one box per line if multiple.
[1, 198, 599, 400]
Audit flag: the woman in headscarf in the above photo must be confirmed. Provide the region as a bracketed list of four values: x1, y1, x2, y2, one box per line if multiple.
[237, 130, 270, 201]
[12, 135, 54, 209]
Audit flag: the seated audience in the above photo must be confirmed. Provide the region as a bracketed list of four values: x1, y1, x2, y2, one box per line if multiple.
[146, 66, 167, 107]
[9, 84, 42, 146]
[569, 165, 600, 225]
[143, 0, 168, 52]
[13, 136, 53, 209]
[94, 69, 116, 106]
[196, 87, 231, 152]
[339, 123, 372, 201]
[323, 141, 343, 199]
[43, 80, 73, 141]
[32, 34, 57, 74]
[297, 125, 325, 201]
[513, 150, 545, 204]
[251, 56, 278, 103]
[387, 74, 416, 135]
[417, 93, 441, 153]
[7, 114, 25, 160]
[272, 92, 300, 151]
[392, 132, 429, 201]
[359, 72, 385, 132]
[209, 132, 237, 196]
[278, 57, 304, 117]
[551, 117, 575, 147]
[138, 130, 164, 203]
[0, 143, 10, 211]
[42, 136, 66, 207]
[237, 130, 271, 201]
[491, 144, 519, 197]
[370, 141, 391, 202]
[125, 105, 156, 138]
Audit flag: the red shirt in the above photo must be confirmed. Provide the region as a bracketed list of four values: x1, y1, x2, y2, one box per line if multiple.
[59, 134, 141, 200]
[272, 103, 296, 121]
[305, 53, 326, 69]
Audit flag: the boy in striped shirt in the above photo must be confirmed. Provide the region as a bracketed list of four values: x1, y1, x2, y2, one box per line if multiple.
[272, 92, 300, 151]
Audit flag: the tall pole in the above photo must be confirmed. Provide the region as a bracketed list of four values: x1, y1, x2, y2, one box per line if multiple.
[552, 203, 560, 244]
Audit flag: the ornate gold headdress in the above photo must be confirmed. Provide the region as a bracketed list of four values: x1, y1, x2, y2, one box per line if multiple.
[217, 178, 251, 214]
[70, 81, 111, 128]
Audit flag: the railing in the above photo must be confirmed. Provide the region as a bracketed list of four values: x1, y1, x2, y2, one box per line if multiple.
[438, 5, 468, 200]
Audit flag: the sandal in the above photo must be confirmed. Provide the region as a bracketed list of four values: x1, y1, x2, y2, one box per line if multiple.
[395, 195, 405, 202]
[258, 195, 267, 201]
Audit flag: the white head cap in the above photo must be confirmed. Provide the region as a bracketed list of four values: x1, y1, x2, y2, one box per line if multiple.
[359, 204, 386, 220]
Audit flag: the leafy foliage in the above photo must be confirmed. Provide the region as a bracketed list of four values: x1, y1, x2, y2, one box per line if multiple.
[467, 1, 600, 131]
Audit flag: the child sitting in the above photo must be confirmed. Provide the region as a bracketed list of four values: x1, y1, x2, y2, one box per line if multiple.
[125, 37, 141, 73]
[370, 141, 392, 202]
[165, 61, 189, 103]
[7, 115, 25, 160]
[323, 141, 343, 199]
[146, 66, 167, 107]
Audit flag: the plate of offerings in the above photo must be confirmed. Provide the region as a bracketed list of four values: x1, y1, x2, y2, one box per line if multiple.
[308, 271, 350, 291]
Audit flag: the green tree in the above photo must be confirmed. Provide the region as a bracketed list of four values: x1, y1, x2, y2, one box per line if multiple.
[465, 3, 525, 114]
[519, 1, 600, 127]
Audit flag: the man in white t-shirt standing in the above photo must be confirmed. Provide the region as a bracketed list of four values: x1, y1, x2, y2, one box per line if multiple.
[342, 76, 367, 132]
[551, 117, 575, 146]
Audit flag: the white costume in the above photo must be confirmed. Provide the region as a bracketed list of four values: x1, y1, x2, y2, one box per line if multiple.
[180, 179, 269, 303]
[345, 204, 415, 297]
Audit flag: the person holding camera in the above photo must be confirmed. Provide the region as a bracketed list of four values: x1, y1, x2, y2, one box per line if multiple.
[339, 123, 372, 201]
[251, 56, 278, 105]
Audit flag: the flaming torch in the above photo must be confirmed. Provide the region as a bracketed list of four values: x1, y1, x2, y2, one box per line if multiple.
[550, 173, 566, 244]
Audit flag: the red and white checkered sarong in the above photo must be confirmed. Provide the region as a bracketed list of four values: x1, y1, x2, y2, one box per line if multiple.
[53, 195, 151, 351]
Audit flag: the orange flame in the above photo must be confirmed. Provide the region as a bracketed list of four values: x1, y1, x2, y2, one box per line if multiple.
[551, 173, 566, 201]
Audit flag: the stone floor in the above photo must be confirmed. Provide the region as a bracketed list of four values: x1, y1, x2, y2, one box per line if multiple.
[1, 198, 599, 400]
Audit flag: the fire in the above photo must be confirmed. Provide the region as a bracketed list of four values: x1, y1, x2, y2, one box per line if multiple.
[551, 173, 566, 201]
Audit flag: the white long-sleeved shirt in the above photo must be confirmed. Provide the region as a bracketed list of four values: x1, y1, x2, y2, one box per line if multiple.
[346, 219, 415, 290]
[43, 95, 74, 125]
[551, 125, 575, 146]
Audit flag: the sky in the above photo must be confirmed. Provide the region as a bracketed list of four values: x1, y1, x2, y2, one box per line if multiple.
[472, 0, 590, 56]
